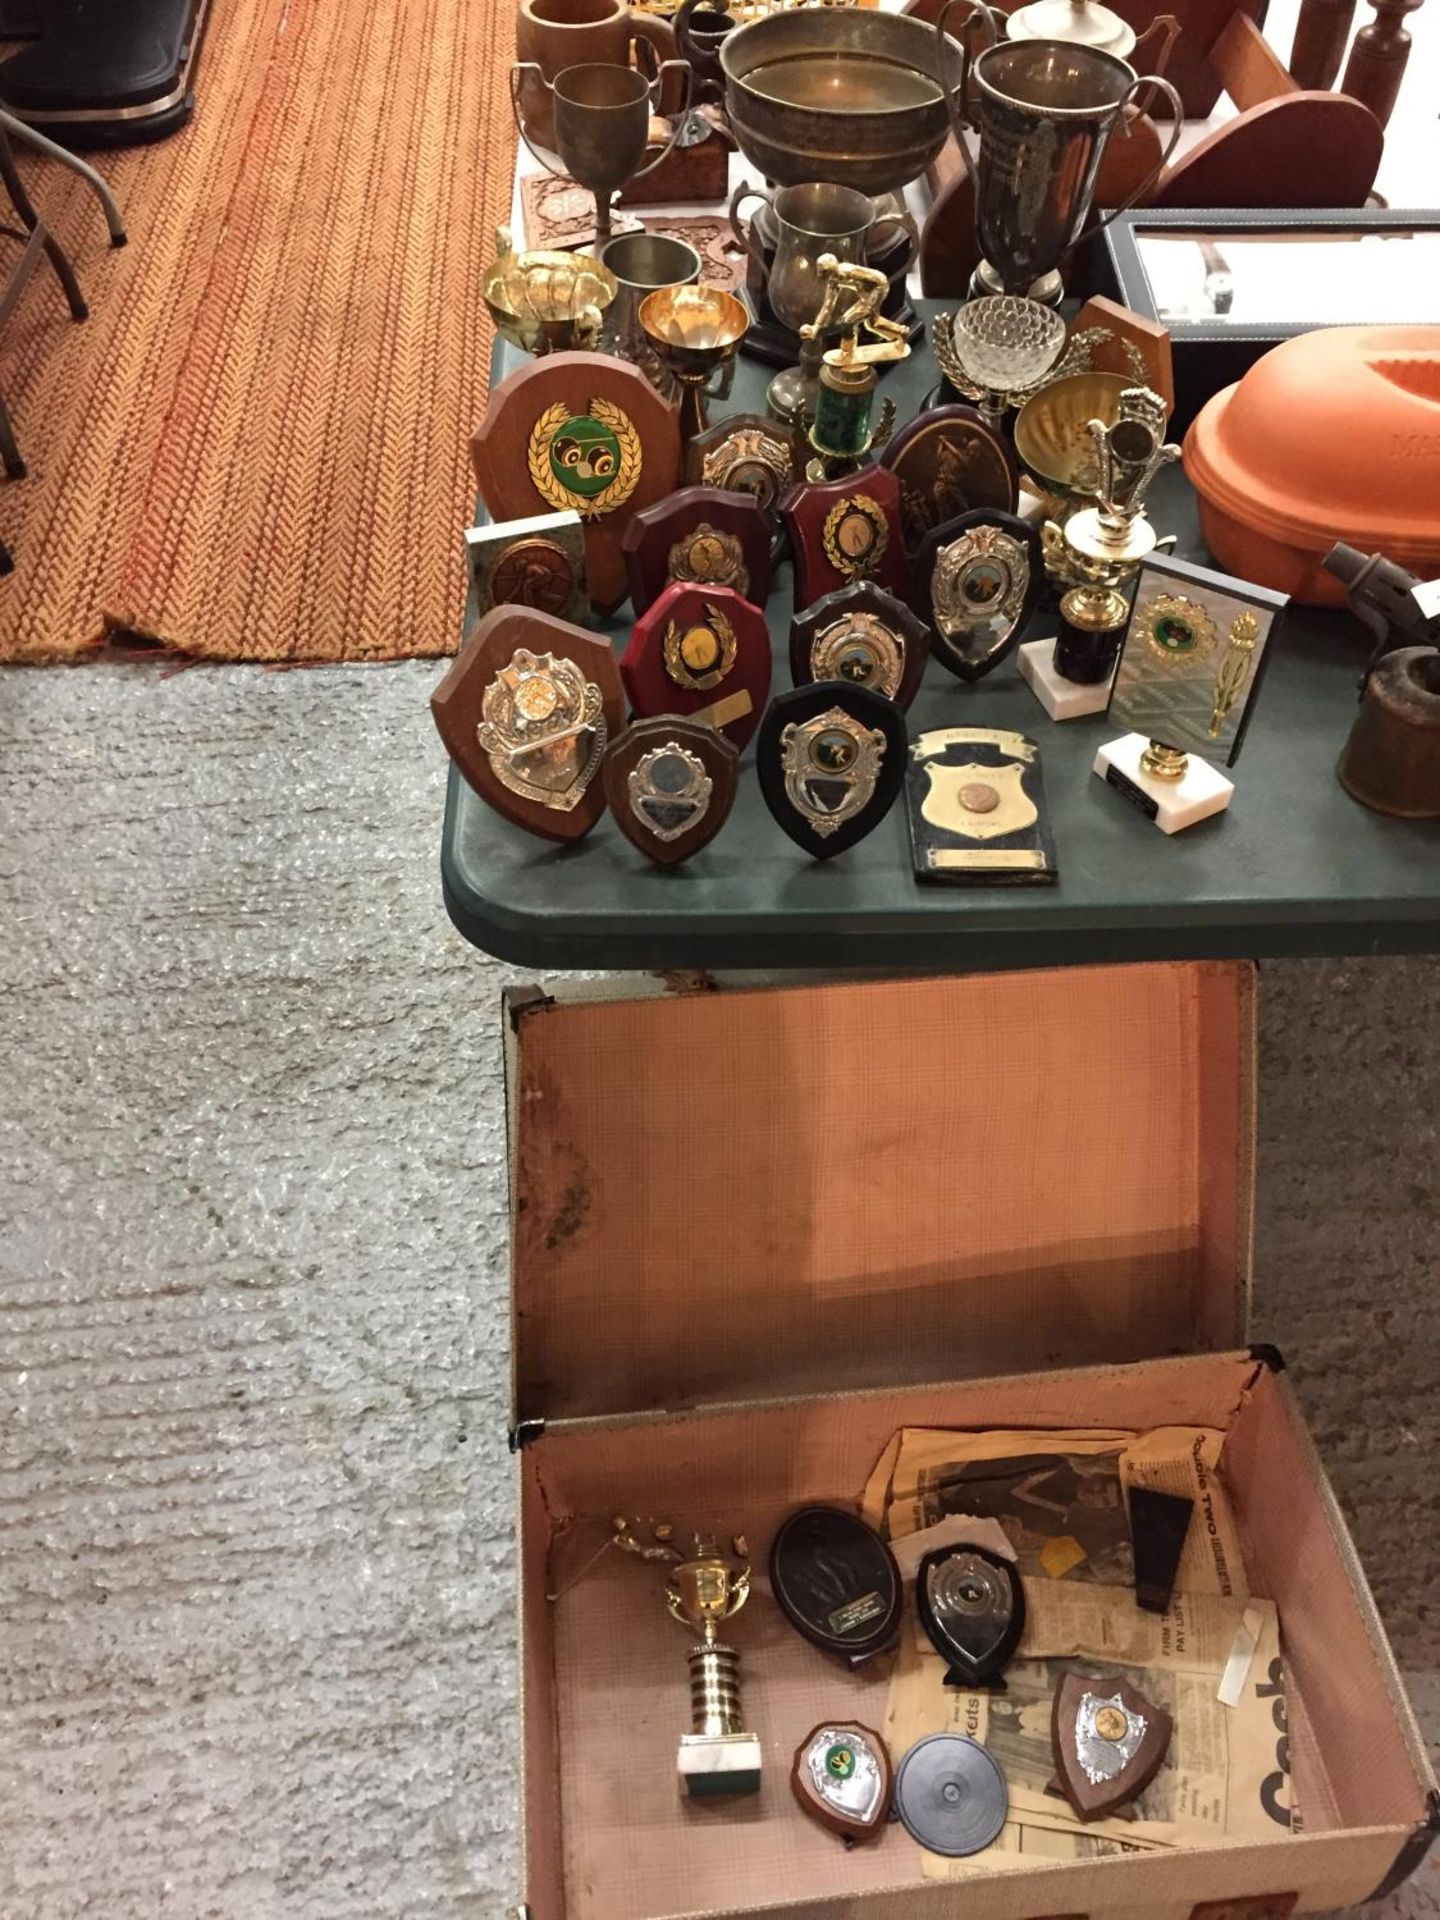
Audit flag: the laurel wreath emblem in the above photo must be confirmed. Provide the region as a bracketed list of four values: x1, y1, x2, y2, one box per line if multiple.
[527, 397, 643, 518]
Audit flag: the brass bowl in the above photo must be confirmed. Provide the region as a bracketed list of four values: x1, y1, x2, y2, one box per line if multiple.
[720, 8, 965, 195]
[1013, 371, 1132, 498]
[483, 233, 618, 355]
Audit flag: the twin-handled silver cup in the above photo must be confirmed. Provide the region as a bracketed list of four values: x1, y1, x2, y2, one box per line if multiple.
[511, 54, 694, 245]
[935, 0, 1183, 299]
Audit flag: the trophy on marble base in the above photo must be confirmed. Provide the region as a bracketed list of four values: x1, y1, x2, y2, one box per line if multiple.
[608, 1518, 762, 1798]
[667, 1534, 762, 1798]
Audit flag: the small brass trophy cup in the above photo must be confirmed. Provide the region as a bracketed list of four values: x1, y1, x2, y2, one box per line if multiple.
[802, 255, 910, 478]
[666, 1532, 762, 1798]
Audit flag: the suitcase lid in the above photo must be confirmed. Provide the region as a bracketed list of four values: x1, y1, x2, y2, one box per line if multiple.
[505, 960, 1255, 1430]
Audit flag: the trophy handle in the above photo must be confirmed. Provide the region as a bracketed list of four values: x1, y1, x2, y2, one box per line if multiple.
[1068, 75, 1186, 253]
[728, 180, 772, 278]
[632, 61, 696, 178]
[881, 208, 921, 294]
[934, 0, 1000, 178]
[509, 63, 562, 176]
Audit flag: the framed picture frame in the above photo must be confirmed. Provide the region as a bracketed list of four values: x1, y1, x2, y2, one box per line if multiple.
[1097, 207, 1440, 430]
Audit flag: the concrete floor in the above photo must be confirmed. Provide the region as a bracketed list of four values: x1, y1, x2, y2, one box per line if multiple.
[1, 659, 1435, 1918]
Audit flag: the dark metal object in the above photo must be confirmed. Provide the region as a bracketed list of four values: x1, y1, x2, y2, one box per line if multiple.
[0, 120, 88, 487]
[1128, 1487, 1194, 1612]
[769, 1506, 903, 1663]
[894, 1733, 1009, 1856]
[1324, 542, 1440, 692]
[915, 1543, 1025, 1686]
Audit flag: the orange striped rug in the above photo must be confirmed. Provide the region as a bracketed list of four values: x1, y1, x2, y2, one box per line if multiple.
[0, 0, 513, 661]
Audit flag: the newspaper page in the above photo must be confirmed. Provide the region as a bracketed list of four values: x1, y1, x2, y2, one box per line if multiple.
[863, 1425, 1247, 1599]
[886, 1593, 1291, 1880]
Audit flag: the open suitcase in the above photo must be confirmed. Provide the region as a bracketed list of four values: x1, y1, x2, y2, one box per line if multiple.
[503, 961, 1436, 1919]
[0, 0, 213, 147]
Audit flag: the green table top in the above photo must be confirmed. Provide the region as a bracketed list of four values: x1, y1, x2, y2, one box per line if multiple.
[441, 320, 1439, 973]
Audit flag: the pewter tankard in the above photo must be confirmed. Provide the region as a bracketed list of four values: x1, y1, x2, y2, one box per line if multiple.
[937, 0, 1183, 297]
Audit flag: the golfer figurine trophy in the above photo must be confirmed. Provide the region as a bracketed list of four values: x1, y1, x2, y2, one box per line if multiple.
[801, 255, 910, 477]
[663, 1530, 763, 1797]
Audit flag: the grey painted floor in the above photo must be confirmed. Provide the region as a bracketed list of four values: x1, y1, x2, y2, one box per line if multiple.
[1, 659, 1435, 1918]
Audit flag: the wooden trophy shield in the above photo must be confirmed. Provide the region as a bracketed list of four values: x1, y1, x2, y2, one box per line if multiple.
[1072, 296, 1175, 415]
[1050, 1672, 1173, 1824]
[622, 485, 775, 616]
[470, 352, 680, 619]
[431, 606, 623, 843]
[879, 405, 1018, 554]
[601, 716, 738, 866]
[779, 465, 910, 612]
[620, 580, 771, 749]
[915, 509, 1043, 683]
[757, 681, 907, 860]
[789, 579, 930, 712]
[683, 412, 800, 514]
[790, 1722, 894, 1842]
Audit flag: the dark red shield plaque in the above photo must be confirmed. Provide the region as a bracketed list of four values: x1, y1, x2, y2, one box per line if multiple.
[621, 485, 775, 616]
[620, 580, 772, 749]
[1050, 1672, 1173, 1824]
[601, 717, 738, 866]
[779, 464, 910, 612]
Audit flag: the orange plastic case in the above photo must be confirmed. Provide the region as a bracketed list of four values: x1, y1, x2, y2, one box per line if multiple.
[1184, 325, 1440, 607]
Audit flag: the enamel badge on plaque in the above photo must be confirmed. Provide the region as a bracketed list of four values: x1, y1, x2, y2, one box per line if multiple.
[601, 716, 738, 866]
[430, 605, 624, 842]
[621, 579, 771, 748]
[916, 509, 1043, 683]
[789, 579, 930, 711]
[1050, 1672, 1173, 1822]
[757, 680, 907, 859]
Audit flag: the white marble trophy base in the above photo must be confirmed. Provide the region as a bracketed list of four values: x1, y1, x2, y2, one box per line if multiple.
[1019, 637, 1114, 720]
[1094, 733, 1235, 834]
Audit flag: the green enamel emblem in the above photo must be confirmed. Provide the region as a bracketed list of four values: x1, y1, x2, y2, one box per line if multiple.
[549, 414, 622, 500]
[826, 1743, 857, 1780]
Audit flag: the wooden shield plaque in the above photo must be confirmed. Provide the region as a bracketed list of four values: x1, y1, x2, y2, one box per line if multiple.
[879, 404, 1017, 554]
[622, 486, 774, 616]
[757, 681, 907, 859]
[620, 580, 772, 749]
[469, 352, 680, 619]
[602, 716, 739, 866]
[431, 606, 623, 843]
[789, 579, 930, 712]
[1050, 1672, 1173, 1823]
[683, 412, 800, 514]
[779, 465, 910, 613]
[915, 509, 1043, 683]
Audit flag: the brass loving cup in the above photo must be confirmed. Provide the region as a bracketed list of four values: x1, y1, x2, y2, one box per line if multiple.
[666, 1546, 751, 1641]
[934, 0, 1184, 297]
[510, 56, 695, 243]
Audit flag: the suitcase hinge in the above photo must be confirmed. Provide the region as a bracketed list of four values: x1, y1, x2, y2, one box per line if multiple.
[509, 1416, 546, 1453]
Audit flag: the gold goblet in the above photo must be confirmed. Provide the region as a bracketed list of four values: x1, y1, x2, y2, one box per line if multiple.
[638, 284, 750, 448]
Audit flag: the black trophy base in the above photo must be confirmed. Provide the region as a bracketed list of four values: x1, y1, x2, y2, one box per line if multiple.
[1054, 615, 1125, 686]
[740, 222, 923, 370]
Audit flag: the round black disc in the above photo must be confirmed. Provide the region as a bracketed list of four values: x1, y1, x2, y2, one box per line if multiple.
[769, 1505, 903, 1661]
[894, 1734, 1008, 1857]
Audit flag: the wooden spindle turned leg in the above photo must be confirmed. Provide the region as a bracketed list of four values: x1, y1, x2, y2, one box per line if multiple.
[1341, 0, 1423, 125]
[1290, 0, 1357, 87]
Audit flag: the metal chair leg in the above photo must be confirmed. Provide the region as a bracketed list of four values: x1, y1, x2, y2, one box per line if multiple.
[0, 127, 86, 319]
[0, 109, 126, 247]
